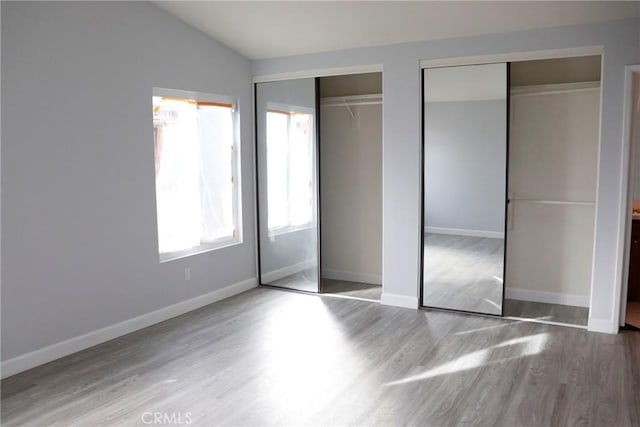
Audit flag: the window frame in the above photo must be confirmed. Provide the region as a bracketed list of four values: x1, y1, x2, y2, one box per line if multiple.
[152, 87, 242, 263]
[265, 102, 316, 236]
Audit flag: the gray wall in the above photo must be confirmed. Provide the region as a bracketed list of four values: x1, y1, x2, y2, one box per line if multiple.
[1, 2, 255, 361]
[424, 100, 506, 233]
[253, 18, 640, 330]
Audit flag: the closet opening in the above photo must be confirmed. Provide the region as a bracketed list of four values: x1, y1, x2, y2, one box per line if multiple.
[254, 70, 383, 299]
[503, 55, 601, 326]
[420, 55, 602, 328]
[318, 72, 383, 302]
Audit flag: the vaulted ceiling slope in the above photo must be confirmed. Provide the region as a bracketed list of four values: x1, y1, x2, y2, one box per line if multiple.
[153, 1, 639, 60]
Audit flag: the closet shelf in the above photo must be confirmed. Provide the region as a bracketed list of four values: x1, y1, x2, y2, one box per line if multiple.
[510, 81, 600, 97]
[320, 94, 383, 107]
[511, 198, 595, 206]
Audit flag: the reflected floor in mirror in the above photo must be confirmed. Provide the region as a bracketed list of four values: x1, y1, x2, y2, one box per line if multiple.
[504, 299, 589, 326]
[265, 268, 318, 292]
[321, 279, 382, 301]
[423, 233, 503, 315]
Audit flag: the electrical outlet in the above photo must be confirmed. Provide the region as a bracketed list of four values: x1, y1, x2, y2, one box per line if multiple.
[184, 267, 191, 281]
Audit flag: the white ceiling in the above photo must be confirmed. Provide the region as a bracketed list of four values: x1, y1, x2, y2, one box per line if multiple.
[153, 1, 640, 60]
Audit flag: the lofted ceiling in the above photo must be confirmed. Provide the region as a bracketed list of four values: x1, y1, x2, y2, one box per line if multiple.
[153, 1, 640, 60]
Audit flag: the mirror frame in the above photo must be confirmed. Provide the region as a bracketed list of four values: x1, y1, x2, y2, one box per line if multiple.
[254, 78, 323, 293]
[419, 63, 511, 317]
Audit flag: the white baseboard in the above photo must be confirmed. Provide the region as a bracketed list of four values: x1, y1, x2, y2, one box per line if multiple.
[587, 317, 619, 334]
[505, 288, 589, 307]
[425, 226, 504, 239]
[1, 278, 257, 379]
[381, 293, 418, 309]
[261, 259, 316, 283]
[322, 268, 382, 285]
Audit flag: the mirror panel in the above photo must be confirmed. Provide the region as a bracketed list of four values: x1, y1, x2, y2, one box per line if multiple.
[256, 79, 320, 292]
[422, 63, 507, 315]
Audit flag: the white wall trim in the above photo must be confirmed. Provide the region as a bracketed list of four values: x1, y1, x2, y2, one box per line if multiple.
[587, 317, 619, 334]
[0, 278, 258, 379]
[419, 45, 603, 69]
[425, 226, 504, 239]
[322, 268, 382, 285]
[261, 259, 316, 283]
[381, 293, 419, 309]
[253, 64, 383, 83]
[505, 288, 589, 308]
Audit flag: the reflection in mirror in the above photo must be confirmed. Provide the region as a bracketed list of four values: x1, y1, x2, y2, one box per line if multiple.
[256, 79, 319, 292]
[422, 63, 507, 315]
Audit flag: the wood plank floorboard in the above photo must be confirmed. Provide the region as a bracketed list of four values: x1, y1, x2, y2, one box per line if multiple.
[504, 299, 589, 326]
[2, 288, 639, 426]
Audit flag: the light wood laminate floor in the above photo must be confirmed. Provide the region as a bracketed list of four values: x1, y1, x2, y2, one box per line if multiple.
[505, 299, 589, 326]
[2, 288, 639, 426]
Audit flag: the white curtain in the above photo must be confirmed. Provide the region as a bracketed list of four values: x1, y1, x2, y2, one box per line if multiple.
[154, 98, 235, 254]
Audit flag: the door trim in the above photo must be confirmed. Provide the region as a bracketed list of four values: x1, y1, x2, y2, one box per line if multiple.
[253, 64, 384, 84]
[419, 46, 603, 69]
[619, 64, 640, 326]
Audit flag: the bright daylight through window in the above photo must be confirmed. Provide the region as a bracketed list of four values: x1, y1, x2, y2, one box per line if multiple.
[266, 108, 314, 234]
[152, 89, 241, 261]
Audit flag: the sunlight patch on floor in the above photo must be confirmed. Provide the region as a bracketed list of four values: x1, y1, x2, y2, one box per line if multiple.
[383, 332, 549, 386]
[259, 296, 365, 415]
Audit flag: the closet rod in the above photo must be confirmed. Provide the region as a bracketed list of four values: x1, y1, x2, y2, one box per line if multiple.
[511, 198, 595, 206]
[320, 94, 383, 107]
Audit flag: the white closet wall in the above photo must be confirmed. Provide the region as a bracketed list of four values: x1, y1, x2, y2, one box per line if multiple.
[506, 86, 600, 306]
[320, 74, 383, 284]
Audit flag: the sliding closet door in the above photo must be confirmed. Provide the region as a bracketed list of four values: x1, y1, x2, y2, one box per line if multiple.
[255, 78, 320, 292]
[422, 63, 508, 315]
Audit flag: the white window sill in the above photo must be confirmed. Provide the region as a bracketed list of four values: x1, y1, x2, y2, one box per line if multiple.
[268, 224, 315, 237]
[159, 237, 242, 263]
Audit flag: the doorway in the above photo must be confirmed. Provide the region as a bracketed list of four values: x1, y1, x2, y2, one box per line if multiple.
[319, 73, 383, 302]
[503, 56, 601, 327]
[622, 68, 640, 330]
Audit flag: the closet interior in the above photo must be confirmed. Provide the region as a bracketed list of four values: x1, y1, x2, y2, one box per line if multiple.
[319, 73, 383, 301]
[421, 55, 601, 327]
[504, 56, 601, 326]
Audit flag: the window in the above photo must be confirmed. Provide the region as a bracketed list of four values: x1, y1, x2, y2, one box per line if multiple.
[152, 88, 241, 261]
[266, 106, 315, 234]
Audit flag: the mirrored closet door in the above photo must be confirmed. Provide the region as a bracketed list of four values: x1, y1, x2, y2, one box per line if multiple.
[422, 63, 508, 315]
[255, 78, 321, 292]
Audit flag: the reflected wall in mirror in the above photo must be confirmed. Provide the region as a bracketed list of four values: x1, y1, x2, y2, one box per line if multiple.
[256, 78, 320, 292]
[422, 63, 508, 315]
